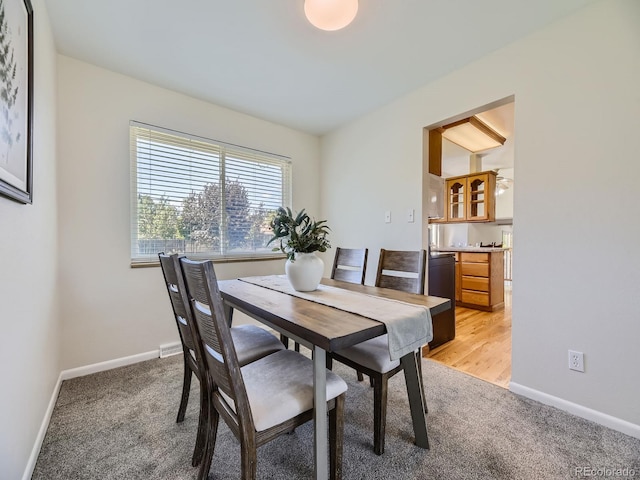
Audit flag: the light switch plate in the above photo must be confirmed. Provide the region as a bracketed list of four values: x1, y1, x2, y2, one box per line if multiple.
[384, 211, 391, 223]
[408, 209, 415, 223]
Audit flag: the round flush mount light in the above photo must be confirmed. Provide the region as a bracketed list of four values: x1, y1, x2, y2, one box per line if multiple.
[304, 0, 359, 31]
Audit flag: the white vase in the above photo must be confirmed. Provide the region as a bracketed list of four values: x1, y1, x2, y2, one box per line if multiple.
[285, 252, 324, 292]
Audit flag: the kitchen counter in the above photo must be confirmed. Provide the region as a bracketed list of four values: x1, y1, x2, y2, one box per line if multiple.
[433, 246, 507, 253]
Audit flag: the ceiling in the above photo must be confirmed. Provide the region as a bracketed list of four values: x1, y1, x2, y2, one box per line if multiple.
[45, 0, 596, 136]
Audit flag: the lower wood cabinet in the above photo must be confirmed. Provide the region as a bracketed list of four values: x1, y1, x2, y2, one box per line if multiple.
[443, 250, 505, 311]
[459, 251, 504, 311]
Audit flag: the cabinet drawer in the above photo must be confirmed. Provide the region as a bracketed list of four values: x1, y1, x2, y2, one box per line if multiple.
[460, 252, 489, 263]
[461, 276, 489, 292]
[461, 290, 490, 306]
[461, 262, 489, 277]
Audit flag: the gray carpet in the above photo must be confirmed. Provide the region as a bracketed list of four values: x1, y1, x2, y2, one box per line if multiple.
[32, 355, 639, 479]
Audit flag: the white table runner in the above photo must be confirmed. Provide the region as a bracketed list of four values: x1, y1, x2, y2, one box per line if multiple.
[239, 275, 432, 361]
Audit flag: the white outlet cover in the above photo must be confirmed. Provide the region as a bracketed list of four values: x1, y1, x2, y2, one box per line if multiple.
[568, 350, 585, 372]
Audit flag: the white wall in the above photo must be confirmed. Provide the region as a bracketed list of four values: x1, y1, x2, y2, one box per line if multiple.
[56, 56, 321, 369]
[494, 167, 514, 219]
[321, 0, 640, 429]
[0, 1, 59, 478]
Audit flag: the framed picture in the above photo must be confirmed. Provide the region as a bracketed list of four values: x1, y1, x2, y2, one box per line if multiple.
[0, 0, 33, 204]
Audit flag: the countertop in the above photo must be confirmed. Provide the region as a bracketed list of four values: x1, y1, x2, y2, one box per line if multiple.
[432, 246, 507, 253]
[429, 252, 455, 258]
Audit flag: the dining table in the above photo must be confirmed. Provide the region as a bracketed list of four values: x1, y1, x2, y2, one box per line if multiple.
[217, 276, 451, 480]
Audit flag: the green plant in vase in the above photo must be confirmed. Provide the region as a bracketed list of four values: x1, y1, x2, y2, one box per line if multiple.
[268, 207, 331, 291]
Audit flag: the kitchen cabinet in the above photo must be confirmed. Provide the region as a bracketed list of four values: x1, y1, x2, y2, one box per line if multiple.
[435, 248, 505, 311]
[442, 170, 497, 223]
[459, 251, 504, 311]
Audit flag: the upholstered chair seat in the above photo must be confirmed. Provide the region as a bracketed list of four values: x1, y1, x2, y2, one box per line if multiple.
[334, 335, 398, 374]
[220, 349, 347, 431]
[231, 324, 285, 367]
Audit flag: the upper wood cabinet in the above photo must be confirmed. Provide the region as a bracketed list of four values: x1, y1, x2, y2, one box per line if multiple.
[443, 170, 497, 223]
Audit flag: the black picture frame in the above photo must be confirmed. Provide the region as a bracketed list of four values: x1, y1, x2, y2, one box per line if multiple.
[0, 0, 33, 204]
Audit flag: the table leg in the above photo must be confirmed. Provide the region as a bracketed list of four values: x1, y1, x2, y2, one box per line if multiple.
[313, 346, 328, 480]
[401, 351, 429, 449]
[223, 303, 234, 327]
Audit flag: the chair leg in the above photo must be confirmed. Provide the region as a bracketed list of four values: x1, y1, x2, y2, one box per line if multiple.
[240, 436, 258, 480]
[177, 355, 193, 423]
[197, 397, 219, 480]
[280, 334, 290, 349]
[357, 371, 364, 382]
[191, 375, 208, 467]
[294, 342, 300, 352]
[329, 394, 345, 480]
[373, 375, 388, 455]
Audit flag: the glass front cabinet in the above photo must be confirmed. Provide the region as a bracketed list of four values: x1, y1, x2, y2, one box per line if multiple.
[444, 171, 496, 222]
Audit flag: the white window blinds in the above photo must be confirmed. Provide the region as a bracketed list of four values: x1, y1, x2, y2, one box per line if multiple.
[130, 121, 291, 264]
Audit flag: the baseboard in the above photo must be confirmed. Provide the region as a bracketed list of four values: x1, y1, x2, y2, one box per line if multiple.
[22, 372, 64, 480]
[60, 349, 159, 380]
[509, 382, 640, 440]
[22, 349, 161, 480]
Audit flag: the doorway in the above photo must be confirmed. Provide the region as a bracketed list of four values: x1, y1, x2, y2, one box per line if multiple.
[423, 97, 515, 388]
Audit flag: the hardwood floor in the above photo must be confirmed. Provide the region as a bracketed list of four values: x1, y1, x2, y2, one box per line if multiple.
[425, 285, 512, 388]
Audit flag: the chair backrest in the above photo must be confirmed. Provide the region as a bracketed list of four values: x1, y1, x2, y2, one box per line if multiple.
[158, 252, 197, 352]
[331, 247, 368, 285]
[179, 258, 254, 431]
[375, 249, 427, 294]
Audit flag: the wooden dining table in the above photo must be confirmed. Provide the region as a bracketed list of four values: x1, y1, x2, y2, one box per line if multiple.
[217, 276, 451, 480]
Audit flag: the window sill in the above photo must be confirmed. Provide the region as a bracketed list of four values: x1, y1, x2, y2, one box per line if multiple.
[131, 253, 286, 268]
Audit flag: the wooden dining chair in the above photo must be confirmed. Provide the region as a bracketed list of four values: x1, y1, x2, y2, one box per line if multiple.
[331, 247, 368, 285]
[179, 257, 347, 480]
[158, 253, 285, 466]
[283, 247, 369, 353]
[329, 247, 368, 380]
[329, 248, 428, 455]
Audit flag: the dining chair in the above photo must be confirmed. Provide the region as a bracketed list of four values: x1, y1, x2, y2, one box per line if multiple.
[158, 253, 285, 466]
[179, 257, 347, 480]
[329, 247, 368, 381]
[331, 247, 368, 285]
[283, 247, 369, 354]
[329, 248, 428, 455]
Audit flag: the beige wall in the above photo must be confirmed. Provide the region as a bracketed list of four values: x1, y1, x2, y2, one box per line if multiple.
[56, 56, 321, 370]
[0, 1, 59, 478]
[321, 0, 640, 429]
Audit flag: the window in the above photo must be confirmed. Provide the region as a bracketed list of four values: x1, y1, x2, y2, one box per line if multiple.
[130, 121, 291, 265]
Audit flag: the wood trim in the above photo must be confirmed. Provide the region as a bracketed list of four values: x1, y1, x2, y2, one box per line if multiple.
[468, 116, 506, 145]
[427, 129, 442, 176]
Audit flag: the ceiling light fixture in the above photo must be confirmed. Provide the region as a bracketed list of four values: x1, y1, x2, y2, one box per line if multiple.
[440, 116, 506, 153]
[494, 168, 513, 196]
[304, 0, 358, 31]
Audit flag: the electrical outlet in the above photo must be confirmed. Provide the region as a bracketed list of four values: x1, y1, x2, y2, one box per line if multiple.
[568, 350, 584, 372]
